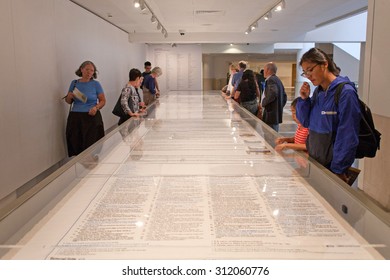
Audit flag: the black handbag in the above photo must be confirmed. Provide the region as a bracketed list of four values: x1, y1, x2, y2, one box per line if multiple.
[112, 94, 127, 118]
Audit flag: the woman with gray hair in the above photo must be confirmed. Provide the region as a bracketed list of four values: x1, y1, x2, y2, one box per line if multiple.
[64, 61, 105, 156]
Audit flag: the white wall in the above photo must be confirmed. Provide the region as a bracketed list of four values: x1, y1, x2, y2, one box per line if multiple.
[360, 0, 390, 209]
[304, 12, 367, 42]
[146, 44, 203, 91]
[0, 0, 146, 201]
[333, 45, 360, 84]
[363, 1, 390, 117]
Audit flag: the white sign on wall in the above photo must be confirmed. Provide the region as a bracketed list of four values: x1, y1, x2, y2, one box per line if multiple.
[147, 44, 202, 92]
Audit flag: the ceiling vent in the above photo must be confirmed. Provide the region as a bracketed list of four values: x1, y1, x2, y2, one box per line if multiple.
[194, 10, 225, 16]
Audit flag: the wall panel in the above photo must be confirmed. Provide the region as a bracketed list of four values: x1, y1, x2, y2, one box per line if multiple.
[0, 0, 143, 201]
[0, 0, 20, 197]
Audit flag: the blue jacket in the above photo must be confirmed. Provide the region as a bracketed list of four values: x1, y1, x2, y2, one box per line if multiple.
[296, 76, 361, 174]
[143, 74, 157, 95]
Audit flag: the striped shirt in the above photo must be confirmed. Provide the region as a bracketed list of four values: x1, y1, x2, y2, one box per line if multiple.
[294, 124, 309, 144]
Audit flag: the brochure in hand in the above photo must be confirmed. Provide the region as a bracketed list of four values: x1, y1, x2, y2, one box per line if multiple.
[73, 88, 87, 103]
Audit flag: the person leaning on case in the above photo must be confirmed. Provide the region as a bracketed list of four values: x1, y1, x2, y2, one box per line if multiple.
[64, 60, 106, 157]
[222, 63, 238, 98]
[141, 61, 152, 89]
[296, 47, 361, 184]
[142, 66, 162, 105]
[117, 68, 145, 126]
[234, 69, 260, 115]
[226, 61, 247, 100]
[275, 98, 309, 152]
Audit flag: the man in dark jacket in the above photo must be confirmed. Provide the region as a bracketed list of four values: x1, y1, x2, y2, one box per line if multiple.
[261, 62, 287, 132]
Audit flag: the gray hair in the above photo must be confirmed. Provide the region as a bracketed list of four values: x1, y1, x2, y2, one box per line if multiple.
[151, 67, 162, 76]
[265, 62, 277, 74]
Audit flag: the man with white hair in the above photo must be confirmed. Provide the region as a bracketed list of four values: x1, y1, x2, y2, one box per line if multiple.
[261, 62, 287, 132]
[227, 60, 247, 100]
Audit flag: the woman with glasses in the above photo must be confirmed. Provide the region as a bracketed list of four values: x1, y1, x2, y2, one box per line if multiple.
[296, 47, 361, 184]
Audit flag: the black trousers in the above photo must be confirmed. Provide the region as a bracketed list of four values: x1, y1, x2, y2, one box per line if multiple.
[66, 111, 104, 157]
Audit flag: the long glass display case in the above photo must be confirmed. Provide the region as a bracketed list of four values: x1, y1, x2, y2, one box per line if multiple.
[1, 91, 389, 259]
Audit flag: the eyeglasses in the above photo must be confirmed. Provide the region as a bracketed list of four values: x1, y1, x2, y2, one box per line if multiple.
[300, 64, 319, 77]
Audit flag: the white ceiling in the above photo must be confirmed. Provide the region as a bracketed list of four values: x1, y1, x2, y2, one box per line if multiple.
[70, 0, 368, 44]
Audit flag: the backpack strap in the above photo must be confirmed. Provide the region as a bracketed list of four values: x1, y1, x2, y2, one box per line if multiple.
[334, 82, 349, 106]
[311, 87, 319, 105]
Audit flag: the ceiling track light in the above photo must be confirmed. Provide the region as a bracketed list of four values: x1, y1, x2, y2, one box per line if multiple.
[244, 0, 286, 34]
[140, 2, 147, 12]
[264, 12, 272, 20]
[250, 22, 258, 31]
[274, 0, 286, 12]
[134, 0, 168, 38]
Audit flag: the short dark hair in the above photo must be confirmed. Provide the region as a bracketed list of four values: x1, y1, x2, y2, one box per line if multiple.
[144, 61, 151, 67]
[129, 68, 142, 81]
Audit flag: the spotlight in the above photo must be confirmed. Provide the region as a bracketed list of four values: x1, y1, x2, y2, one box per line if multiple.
[274, 0, 286, 12]
[244, 0, 286, 33]
[162, 29, 168, 38]
[140, 1, 147, 12]
[134, 0, 168, 38]
[250, 22, 258, 31]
